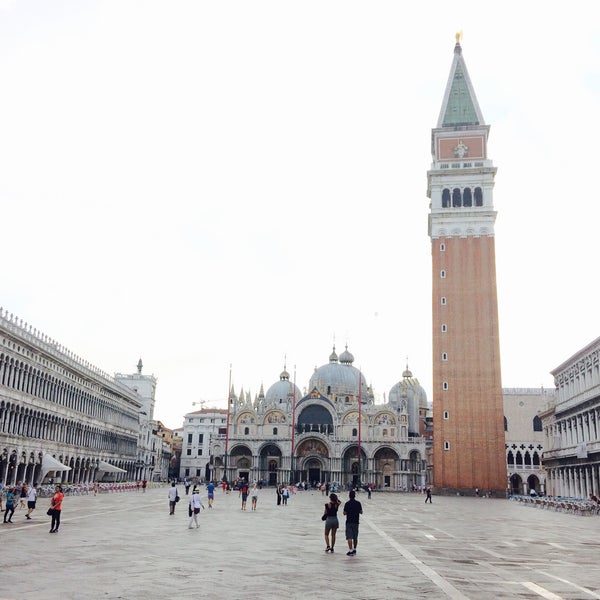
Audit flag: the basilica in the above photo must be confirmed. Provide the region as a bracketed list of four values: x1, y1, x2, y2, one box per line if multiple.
[209, 345, 429, 490]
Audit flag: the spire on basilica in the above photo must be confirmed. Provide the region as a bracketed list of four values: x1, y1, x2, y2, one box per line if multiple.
[137, 358, 143, 374]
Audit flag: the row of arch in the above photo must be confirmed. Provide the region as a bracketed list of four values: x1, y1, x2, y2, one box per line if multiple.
[0, 401, 137, 456]
[507, 450, 541, 468]
[0, 353, 138, 430]
[0, 449, 134, 486]
[441, 186, 483, 208]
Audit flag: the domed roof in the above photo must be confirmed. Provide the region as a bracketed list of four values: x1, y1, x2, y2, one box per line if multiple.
[264, 364, 302, 404]
[339, 345, 354, 365]
[388, 364, 427, 436]
[309, 346, 370, 403]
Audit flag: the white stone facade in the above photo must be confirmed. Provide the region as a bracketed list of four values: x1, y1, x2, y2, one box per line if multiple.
[503, 388, 553, 495]
[541, 337, 600, 498]
[0, 308, 164, 485]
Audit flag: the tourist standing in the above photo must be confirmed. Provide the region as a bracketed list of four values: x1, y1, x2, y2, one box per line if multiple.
[25, 482, 38, 519]
[276, 484, 282, 506]
[188, 487, 204, 529]
[282, 485, 289, 506]
[250, 484, 259, 510]
[343, 490, 363, 556]
[322, 492, 341, 553]
[3, 486, 15, 523]
[49, 485, 64, 533]
[184, 478, 191, 495]
[168, 482, 179, 515]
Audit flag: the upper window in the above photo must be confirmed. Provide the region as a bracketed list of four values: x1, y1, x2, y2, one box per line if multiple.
[441, 324, 447, 333]
[474, 187, 483, 206]
[533, 416, 542, 432]
[441, 297, 447, 305]
[440, 270, 446, 279]
[440, 242, 446, 252]
[463, 187, 472, 207]
[442, 189, 450, 208]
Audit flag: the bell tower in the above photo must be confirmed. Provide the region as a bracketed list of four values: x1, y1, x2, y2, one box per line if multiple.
[427, 36, 506, 495]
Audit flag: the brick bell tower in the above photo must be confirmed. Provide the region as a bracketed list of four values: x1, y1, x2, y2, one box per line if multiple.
[427, 35, 506, 495]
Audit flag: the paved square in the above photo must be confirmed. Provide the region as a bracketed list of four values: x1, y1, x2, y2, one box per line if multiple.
[2, 487, 599, 599]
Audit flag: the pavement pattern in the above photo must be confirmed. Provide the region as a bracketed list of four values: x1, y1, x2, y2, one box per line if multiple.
[1, 486, 599, 600]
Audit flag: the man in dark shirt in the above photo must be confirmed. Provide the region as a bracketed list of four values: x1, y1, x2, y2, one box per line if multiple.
[343, 490, 363, 556]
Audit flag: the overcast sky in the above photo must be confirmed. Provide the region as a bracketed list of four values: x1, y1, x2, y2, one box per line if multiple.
[1, 1, 599, 429]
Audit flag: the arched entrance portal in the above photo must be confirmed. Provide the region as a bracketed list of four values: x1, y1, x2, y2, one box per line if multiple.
[342, 446, 367, 487]
[259, 444, 283, 486]
[296, 439, 330, 486]
[373, 447, 400, 489]
[527, 474, 540, 495]
[510, 473, 523, 495]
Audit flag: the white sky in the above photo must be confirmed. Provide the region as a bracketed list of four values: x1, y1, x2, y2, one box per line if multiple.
[1, 1, 599, 429]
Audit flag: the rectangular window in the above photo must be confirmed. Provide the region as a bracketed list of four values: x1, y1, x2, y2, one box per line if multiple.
[197, 449, 203, 456]
[198, 434, 204, 444]
[187, 434, 192, 444]
[186, 449, 191, 456]
[196, 469, 201, 477]
[443, 411, 449, 420]
[185, 468, 190, 476]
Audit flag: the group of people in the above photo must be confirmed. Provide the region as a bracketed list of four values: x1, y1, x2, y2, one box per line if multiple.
[2, 482, 64, 533]
[322, 490, 363, 556]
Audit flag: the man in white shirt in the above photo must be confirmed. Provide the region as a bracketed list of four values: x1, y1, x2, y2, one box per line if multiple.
[168, 482, 179, 515]
[25, 482, 38, 520]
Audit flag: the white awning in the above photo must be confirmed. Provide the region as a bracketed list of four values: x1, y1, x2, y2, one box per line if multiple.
[98, 460, 127, 473]
[41, 453, 72, 473]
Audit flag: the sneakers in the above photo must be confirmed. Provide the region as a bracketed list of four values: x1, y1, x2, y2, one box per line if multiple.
[325, 546, 331, 552]
[346, 549, 356, 556]
[26, 515, 31, 520]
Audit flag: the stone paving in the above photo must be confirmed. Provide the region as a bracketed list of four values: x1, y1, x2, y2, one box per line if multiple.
[1, 486, 599, 600]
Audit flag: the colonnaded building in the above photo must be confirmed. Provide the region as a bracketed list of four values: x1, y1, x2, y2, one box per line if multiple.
[541, 337, 600, 498]
[0, 309, 170, 486]
[193, 346, 429, 490]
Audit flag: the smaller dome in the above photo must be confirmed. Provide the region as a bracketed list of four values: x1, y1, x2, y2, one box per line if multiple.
[403, 366, 413, 378]
[280, 369, 290, 381]
[339, 345, 354, 365]
[329, 345, 338, 363]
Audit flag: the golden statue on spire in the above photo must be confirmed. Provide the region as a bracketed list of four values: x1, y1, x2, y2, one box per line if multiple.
[455, 31, 463, 44]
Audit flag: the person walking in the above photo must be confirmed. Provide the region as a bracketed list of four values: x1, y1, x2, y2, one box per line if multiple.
[322, 492, 341, 553]
[49, 485, 64, 533]
[184, 479, 191, 496]
[188, 487, 205, 529]
[250, 484, 259, 510]
[25, 482, 38, 519]
[343, 490, 363, 556]
[425, 486, 432, 503]
[168, 482, 179, 515]
[206, 481, 215, 508]
[3, 486, 16, 523]
[240, 481, 249, 510]
[276, 484, 282, 506]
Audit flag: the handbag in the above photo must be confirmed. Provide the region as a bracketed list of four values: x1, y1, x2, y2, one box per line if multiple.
[47, 508, 53, 516]
[321, 514, 327, 521]
[175, 494, 180, 503]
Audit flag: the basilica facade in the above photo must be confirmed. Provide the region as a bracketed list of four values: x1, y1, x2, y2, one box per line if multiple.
[210, 346, 428, 490]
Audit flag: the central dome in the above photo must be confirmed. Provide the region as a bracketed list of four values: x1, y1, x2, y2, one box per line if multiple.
[309, 345, 370, 404]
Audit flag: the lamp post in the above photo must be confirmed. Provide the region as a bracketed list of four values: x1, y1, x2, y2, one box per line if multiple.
[224, 364, 232, 483]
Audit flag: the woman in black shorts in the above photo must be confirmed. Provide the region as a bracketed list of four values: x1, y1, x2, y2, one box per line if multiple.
[322, 492, 341, 552]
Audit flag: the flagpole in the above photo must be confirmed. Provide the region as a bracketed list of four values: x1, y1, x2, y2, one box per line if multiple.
[224, 363, 232, 483]
[358, 367, 362, 487]
[291, 365, 297, 485]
